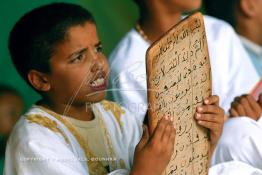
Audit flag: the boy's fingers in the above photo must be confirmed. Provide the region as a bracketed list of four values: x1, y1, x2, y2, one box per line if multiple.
[238, 96, 255, 117]
[162, 121, 174, 144]
[246, 95, 259, 107]
[231, 101, 246, 116]
[197, 120, 217, 130]
[152, 116, 170, 142]
[195, 113, 219, 123]
[196, 105, 221, 114]
[229, 108, 239, 117]
[169, 127, 176, 142]
[167, 134, 176, 154]
[166, 127, 176, 153]
[234, 96, 242, 103]
[246, 95, 262, 115]
[204, 95, 219, 105]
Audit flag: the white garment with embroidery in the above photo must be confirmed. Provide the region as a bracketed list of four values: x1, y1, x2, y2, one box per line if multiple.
[4, 100, 142, 175]
[109, 15, 259, 124]
[211, 116, 262, 171]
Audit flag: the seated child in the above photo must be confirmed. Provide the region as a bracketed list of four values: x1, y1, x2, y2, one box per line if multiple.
[0, 84, 23, 174]
[0, 84, 23, 137]
[4, 3, 224, 175]
[211, 94, 262, 171]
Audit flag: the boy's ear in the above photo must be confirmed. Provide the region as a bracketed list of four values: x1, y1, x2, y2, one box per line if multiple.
[239, 0, 256, 18]
[27, 70, 51, 92]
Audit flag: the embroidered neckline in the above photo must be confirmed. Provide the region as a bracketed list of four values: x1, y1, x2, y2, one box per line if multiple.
[26, 114, 69, 144]
[34, 105, 109, 175]
[100, 100, 125, 129]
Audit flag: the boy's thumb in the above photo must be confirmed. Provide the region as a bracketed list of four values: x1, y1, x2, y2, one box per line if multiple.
[136, 125, 149, 150]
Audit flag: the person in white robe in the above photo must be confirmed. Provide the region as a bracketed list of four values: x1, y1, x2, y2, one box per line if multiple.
[204, 0, 262, 76]
[211, 116, 262, 170]
[211, 94, 262, 174]
[5, 3, 177, 174]
[4, 100, 142, 175]
[108, 0, 259, 124]
[4, 2, 226, 175]
[5, 99, 258, 175]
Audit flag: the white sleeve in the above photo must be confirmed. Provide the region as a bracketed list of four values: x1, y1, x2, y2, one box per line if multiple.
[93, 102, 143, 173]
[4, 125, 88, 175]
[4, 120, 134, 175]
[211, 117, 262, 169]
[122, 108, 143, 168]
[109, 66, 148, 125]
[108, 30, 150, 124]
[104, 103, 143, 171]
[209, 161, 262, 175]
[220, 26, 259, 112]
[204, 16, 260, 113]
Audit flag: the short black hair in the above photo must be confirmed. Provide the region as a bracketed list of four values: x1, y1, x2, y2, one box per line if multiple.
[204, 0, 239, 27]
[9, 3, 94, 87]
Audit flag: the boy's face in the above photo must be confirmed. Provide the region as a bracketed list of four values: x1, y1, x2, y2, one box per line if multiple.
[163, 0, 202, 12]
[0, 93, 23, 136]
[254, 0, 262, 36]
[47, 22, 109, 105]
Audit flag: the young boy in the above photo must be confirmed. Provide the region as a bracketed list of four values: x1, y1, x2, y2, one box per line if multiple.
[4, 3, 224, 175]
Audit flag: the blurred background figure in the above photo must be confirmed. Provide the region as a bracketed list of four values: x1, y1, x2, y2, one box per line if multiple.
[204, 0, 262, 76]
[108, 0, 259, 125]
[0, 84, 23, 174]
[204, 0, 262, 169]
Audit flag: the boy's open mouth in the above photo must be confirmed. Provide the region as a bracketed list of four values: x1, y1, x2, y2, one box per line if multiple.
[91, 77, 105, 86]
[89, 72, 108, 90]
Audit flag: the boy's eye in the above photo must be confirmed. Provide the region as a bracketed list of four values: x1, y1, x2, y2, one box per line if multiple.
[71, 53, 86, 63]
[94, 44, 103, 53]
